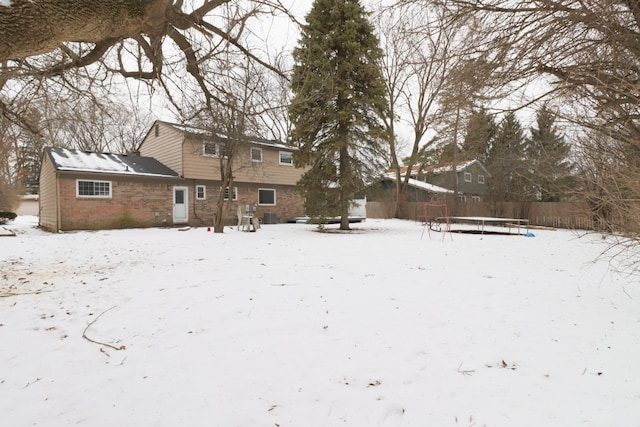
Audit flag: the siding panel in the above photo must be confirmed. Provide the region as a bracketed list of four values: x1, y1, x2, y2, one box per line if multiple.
[182, 137, 307, 185]
[38, 155, 59, 231]
[183, 138, 219, 180]
[138, 122, 184, 175]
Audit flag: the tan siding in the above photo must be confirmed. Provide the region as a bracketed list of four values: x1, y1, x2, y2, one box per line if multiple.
[237, 147, 306, 185]
[182, 138, 220, 180]
[38, 155, 59, 231]
[138, 122, 184, 175]
[182, 138, 307, 185]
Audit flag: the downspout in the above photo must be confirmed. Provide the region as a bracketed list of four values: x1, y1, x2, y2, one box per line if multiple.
[181, 136, 186, 224]
[56, 171, 61, 232]
[192, 179, 201, 222]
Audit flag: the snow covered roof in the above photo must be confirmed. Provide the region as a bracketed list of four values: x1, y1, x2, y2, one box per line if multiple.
[391, 159, 489, 176]
[44, 147, 180, 178]
[426, 159, 478, 174]
[158, 121, 294, 151]
[405, 178, 455, 194]
[381, 173, 455, 194]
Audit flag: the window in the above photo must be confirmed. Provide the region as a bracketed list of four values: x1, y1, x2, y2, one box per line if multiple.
[464, 172, 472, 182]
[77, 180, 111, 198]
[478, 174, 485, 184]
[224, 186, 238, 201]
[196, 185, 206, 200]
[279, 151, 293, 165]
[472, 195, 481, 202]
[250, 147, 263, 162]
[258, 188, 276, 206]
[203, 141, 226, 157]
[457, 195, 467, 203]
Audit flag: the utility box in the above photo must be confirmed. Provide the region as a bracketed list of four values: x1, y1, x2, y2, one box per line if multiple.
[263, 212, 278, 224]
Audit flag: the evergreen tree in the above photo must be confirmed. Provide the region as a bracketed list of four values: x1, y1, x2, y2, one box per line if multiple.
[462, 109, 496, 163]
[289, 0, 388, 230]
[525, 105, 574, 201]
[486, 112, 527, 202]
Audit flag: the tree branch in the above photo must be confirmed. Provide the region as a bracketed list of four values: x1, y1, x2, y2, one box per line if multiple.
[82, 306, 126, 351]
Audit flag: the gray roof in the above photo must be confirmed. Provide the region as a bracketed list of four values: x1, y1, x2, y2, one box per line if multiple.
[381, 173, 455, 194]
[157, 121, 293, 151]
[44, 147, 179, 178]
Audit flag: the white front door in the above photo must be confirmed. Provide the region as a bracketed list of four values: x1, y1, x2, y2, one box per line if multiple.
[173, 187, 188, 223]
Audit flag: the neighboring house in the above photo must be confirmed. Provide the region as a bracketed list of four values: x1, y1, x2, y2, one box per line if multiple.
[39, 147, 183, 232]
[137, 121, 307, 225]
[370, 173, 454, 203]
[407, 159, 490, 202]
[39, 121, 307, 232]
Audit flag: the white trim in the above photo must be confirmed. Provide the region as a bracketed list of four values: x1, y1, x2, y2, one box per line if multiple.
[202, 141, 225, 158]
[279, 151, 293, 166]
[258, 188, 276, 206]
[173, 186, 189, 223]
[195, 185, 206, 200]
[224, 186, 238, 201]
[76, 179, 112, 198]
[250, 147, 263, 162]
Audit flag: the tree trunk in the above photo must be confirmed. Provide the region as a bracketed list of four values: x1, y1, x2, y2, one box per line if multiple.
[339, 142, 350, 231]
[0, 0, 170, 61]
[213, 156, 233, 233]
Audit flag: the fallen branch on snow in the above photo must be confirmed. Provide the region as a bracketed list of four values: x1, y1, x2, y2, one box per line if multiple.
[82, 306, 126, 351]
[457, 362, 475, 376]
[0, 288, 53, 298]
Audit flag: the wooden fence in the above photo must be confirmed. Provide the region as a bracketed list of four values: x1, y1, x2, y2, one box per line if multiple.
[366, 199, 596, 230]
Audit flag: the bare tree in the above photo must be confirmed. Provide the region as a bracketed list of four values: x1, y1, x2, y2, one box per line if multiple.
[175, 3, 291, 233]
[0, 81, 155, 198]
[0, 115, 20, 210]
[1, 0, 297, 224]
[374, 1, 492, 214]
[188, 57, 276, 233]
[426, 0, 640, 234]
[0, 1, 295, 133]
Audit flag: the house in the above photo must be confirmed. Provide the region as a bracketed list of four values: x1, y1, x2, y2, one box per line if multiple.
[39, 147, 183, 231]
[138, 121, 307, 225]
[404, 159, 490, 202]
[39, 121, 307, 232]
[370, 173, 454, 203]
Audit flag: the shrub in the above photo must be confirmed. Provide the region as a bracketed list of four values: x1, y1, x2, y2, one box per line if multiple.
[0, 211, 17, 224]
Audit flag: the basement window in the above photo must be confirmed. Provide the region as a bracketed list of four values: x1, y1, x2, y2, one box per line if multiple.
[77, 180, 111, 198]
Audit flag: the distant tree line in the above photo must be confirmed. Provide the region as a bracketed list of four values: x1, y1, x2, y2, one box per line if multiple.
[429, 106, 575, 203]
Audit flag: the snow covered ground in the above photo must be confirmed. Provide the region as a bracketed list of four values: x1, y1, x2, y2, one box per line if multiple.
[1, 216, 639, 427]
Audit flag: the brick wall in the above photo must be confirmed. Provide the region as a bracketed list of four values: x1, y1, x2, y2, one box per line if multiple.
[190, 182, 306, 226]
[58, 174, 179, 230]
[57, 174, 306, 230]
